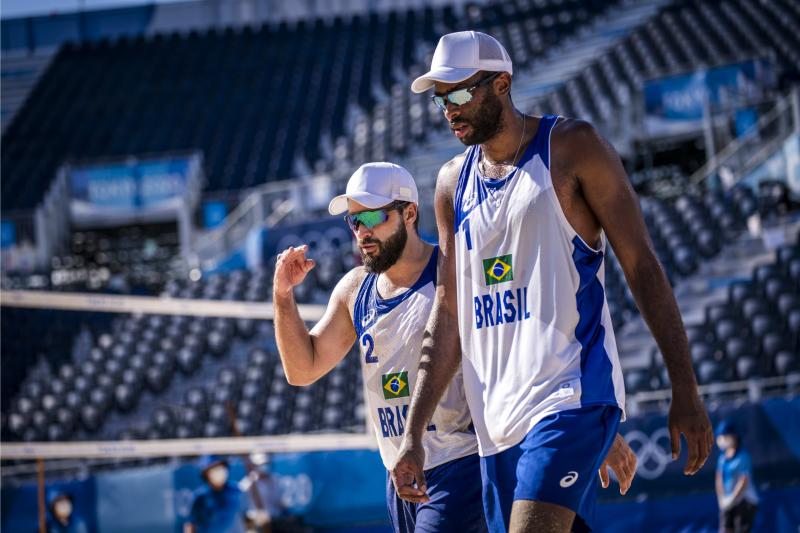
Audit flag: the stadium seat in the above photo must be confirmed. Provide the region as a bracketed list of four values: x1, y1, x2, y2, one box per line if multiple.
[185, 388, 208, 417]
[777, 294, 800, 317]
[177, 346, 202, 375]
[774, 351, 800, 376]
[212, 387, 237, 405]
[65, 391, 83, 411]
[208, 403, 230, 425]
[79, 404, 102, 432]
[696, 359, 728, 385]
[690, 341, 716, 364]
[741, 298, 770, 322]
[262, 415, 282, 435]
[713, 319, 744, 347]
[114, 383, 139, 412]
[145, 366, 170, 393]
[624, 369, 651, 394]
[707, 304, 739, 324]
[728, 282, 757, 305]
[762, 332, 793, 371]
[764, 278, 794, 303]
[750, 313, 781, 340]
[203, 421, 226, 438]
[56, 407, 76, 434]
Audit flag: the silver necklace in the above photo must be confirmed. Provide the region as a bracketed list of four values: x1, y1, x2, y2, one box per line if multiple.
[480, 113, 527, 179]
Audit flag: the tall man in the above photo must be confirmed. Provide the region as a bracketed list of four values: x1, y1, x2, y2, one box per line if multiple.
[273, 162, 637, 532]
[392, 31, 713, 532]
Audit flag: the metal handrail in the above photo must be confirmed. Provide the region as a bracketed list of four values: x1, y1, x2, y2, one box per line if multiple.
[688, 87, 799, 187]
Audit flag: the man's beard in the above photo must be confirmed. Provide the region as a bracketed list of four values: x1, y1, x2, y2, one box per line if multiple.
[360, 223, 408, 274]
[452, 91, 504, 146]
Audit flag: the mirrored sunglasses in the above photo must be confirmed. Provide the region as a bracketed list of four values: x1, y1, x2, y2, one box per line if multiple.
[431, 72, 501, 111]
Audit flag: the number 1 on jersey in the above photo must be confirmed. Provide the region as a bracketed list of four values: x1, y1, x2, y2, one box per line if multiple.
[463, 218, 473, 251]
[362, 333, 377, 364]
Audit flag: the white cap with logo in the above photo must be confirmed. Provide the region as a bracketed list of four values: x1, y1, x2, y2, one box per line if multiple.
[411, 31, 513, 93]
[328, 162, 419, 215]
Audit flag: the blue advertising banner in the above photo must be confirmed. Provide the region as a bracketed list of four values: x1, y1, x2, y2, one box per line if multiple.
[95, 465, 175, 533]
[1, 220, 16, 249]
[68, 156, 192, 225]
[70, 163, 137, 210]
[203, 201, 228, 229]
[643, 60, 772, 136]
[137, 159, 191, 209]
[1, 477, 97, 533]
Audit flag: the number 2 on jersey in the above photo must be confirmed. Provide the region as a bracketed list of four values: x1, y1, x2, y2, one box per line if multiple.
[362, 333, 377, 363]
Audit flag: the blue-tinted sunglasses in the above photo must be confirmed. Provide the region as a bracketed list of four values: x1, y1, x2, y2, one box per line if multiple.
[432, 72, 501, 111]
[344, 201, 408, 232]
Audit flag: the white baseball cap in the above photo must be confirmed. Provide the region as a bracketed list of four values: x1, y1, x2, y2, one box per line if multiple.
[411, 31, 513, 93]
[328, 162, 419, 215]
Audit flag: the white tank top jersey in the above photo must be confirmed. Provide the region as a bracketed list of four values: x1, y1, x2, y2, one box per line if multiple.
[453, 114, 626, 457]
[353, 247, 478, 470]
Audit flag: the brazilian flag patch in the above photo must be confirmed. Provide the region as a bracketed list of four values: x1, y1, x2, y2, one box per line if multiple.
[483, 254, 513, 285]
[382, 371, 409, 400]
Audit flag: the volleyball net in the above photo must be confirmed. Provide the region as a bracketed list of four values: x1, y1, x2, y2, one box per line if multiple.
[1, 288, 376, 470]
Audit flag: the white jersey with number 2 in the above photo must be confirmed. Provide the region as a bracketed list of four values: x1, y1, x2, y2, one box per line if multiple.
[354, 247, 477, 470]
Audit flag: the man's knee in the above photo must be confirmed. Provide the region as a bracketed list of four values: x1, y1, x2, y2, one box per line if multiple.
[509, 499, 575, 533]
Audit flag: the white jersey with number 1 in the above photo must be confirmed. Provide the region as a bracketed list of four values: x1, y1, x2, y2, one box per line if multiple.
[453, 114, 626, 457]
[354, 247, 478, 470]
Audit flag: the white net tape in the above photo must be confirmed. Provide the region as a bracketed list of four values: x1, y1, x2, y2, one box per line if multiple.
[0, 289, 326, 321]
[1, 434, 376, 460]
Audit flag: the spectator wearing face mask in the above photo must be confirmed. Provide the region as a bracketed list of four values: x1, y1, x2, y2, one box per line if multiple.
[185, 456, 267, 533]
[46, 490, 87, 533]
[716, 420, 759, 533]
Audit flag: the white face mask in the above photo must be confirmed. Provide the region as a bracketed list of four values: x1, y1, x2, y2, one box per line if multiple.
[54, 499, 72, 519]
[207, 465, 229, 487]
[717, 435, 734, 451]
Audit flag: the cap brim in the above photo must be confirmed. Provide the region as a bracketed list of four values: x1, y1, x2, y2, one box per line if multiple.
[328, 192, 395, 215]
[410, 66, 480, 93]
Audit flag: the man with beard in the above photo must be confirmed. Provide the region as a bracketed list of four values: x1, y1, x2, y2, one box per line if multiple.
[392, 31, 713, 533]
[273, 162, 638, 532]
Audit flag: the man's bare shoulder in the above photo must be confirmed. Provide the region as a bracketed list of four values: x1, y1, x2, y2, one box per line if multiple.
[552, 116, 600, 147]
[437, 153, 466, 198]
[551, 117, 615, 174]
[336, 265, 369, 302]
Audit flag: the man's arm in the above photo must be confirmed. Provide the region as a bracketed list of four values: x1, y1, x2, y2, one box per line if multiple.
[391, 158, 463, 503]
[726, 473, 750, 505]
[566, 120, 714, 475]
[273, 245, 359, 386]
[716, 471, 725, 505]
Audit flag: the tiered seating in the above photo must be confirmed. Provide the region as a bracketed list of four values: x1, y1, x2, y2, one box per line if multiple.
[0, 308, 113, 436]
[536, 0, 800, 125]
[49, 224, 180, 293]
[337, 0, 612, 171]
[625, 238, 800, 395]
[2, 244, 360, 442]
[604, 183, 761, 329]
[1, 0, 616, 212]
[136, 344, 363, 440]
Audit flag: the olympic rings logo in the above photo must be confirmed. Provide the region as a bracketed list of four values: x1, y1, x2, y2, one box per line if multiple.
[624, 428, 673, 480]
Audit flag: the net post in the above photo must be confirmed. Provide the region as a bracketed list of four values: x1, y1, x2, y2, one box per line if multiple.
[37, 458, 46, 533]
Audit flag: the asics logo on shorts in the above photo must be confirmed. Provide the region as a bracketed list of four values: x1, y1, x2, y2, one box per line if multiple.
[559, 471, 579, 488]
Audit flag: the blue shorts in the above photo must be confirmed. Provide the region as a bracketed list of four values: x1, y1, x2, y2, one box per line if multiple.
[387, 453, 487, 533]
[480, 405, 622, 532]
